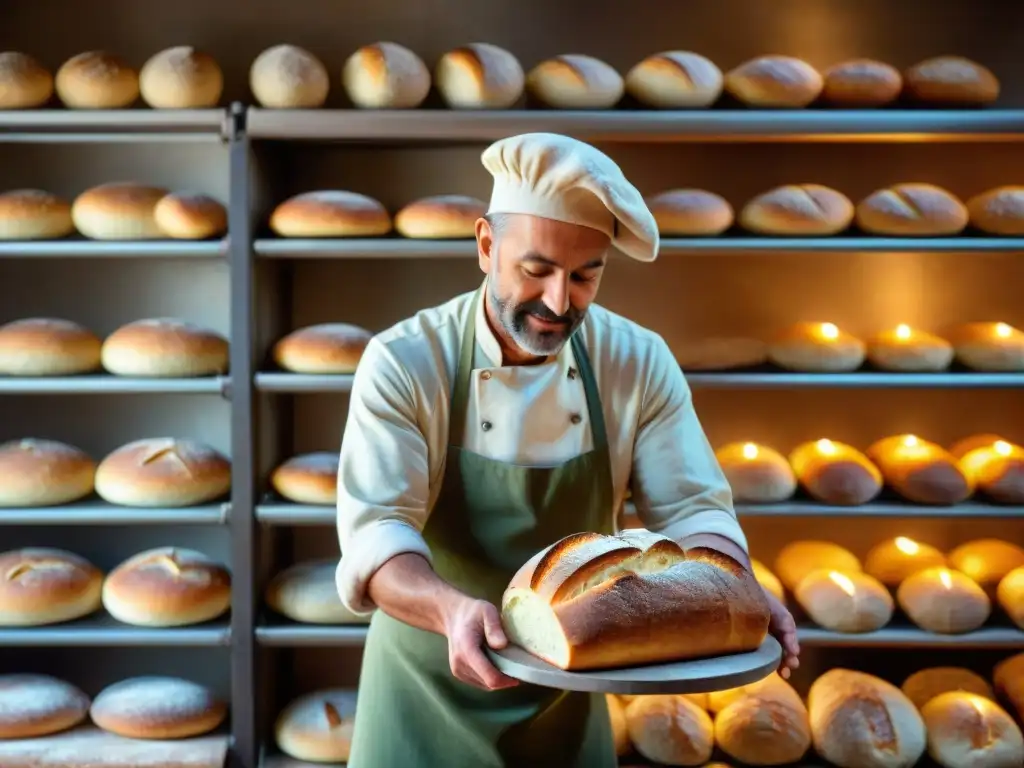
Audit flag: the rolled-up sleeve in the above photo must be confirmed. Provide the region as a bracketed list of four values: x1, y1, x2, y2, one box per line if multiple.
[630, 335, 748, 553]
[335, 337, 433, 615]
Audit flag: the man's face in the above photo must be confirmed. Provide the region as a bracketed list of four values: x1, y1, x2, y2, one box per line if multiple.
[477, 214, 609, 358]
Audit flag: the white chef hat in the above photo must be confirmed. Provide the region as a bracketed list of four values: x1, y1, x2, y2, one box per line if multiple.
[481, 132, 659, 262]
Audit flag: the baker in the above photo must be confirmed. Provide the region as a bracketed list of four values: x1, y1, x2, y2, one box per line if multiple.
[336, 132, 799, 767]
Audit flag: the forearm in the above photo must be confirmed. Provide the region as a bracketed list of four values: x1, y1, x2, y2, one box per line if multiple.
[680, 532, 752, 572]
[365, 552, 469, 637]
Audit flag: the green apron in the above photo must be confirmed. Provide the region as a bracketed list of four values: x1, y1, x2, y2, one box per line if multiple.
[347, 288, 618, 768]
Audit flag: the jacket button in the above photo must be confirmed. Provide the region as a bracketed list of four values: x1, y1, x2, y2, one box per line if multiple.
[570, 413, 583, 425]
[481, 420, 492, 431]
[480, 371, 492, 380]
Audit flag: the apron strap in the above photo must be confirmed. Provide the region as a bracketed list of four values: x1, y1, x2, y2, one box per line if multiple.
[570, 331, 609, 451]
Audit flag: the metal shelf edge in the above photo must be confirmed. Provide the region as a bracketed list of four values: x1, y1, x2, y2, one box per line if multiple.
[0, 239, 228, 258]
[0, 109, 227, 135]
[254, 373, 354, 392]
[0, 375, 229, 394]
[735, 502, 1022, 518]
[255, 625, 369, 647]
[0, 621, 232, 646]
[684, 372, 1024, 388]
[0, 501, 230, 525]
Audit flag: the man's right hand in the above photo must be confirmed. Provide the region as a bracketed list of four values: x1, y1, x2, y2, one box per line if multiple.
[442, 595, 521, 691]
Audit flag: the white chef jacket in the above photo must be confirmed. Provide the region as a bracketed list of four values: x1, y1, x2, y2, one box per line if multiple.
[335, 283, 746, 615]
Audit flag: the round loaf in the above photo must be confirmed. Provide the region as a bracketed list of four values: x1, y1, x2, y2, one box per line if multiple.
[794, 568, 893, 633]
[625, 51, 723, 108]
[275, 689, 357, 763]
[0, 318, 102, 376]
[265, 559, 367, 625]
[821, 59, 902, 107]
[95, 437, 231, 507]
[102, 546, 231, 627]
[715, 694, 812, 765]
[154, 193, 227, 239]
[947, 321, 1024, 372]
[998, 566, 1024, 629]
[606, 694, 630, 756]
[949, 433, 1008, 459]
[342, 42, 430, 109]
[394, 195, 486, 239]
[901, 667, 995, 710]
[866, 434, 973, 505]
[0, 438, 96, 507]
[774, 540, 862, 593]
[139, 47, 223, 109]
[101, 318, 229, 378]
[768, 321, 866, 372]
[0, 189, 75, 240]
[72, 183, 168, 240]
[526, 54, 624, 109]
[788, 438, 882, 506]
[0, 52, 53, 109]
[740, 184, 854, 236]
[904, 56, 1000, 106]
[55, 51, 139, 109]
[435, 43, 524, 109]
[897, 567, 990, 634]
[947, 539, 1024, 592]
[715, 442, 797, 503]
[250, 45, 329, 108]
[269, 191, 391, 238]
[707, 672, 804, 715]
[646, 189, 734, 236]
[90, 676, 226, 739]
[0, 674, 90, 739]
[677, 337, 767, 371]
[855, 183, 969, 236]
[725, 55, 823, 108]
[0, 548, 103, 626]
[625, 695, 713, 766]
[866, 325, 954, 372]
[270, 452, 339, 505]
[955, 438, 1024, 504]
[272, 323, 373, 374]
[967, 185, 1024, 235]
[863, 536, 947, 588]
[751, 559, 784, 602]
[922, 692, 1023, 767]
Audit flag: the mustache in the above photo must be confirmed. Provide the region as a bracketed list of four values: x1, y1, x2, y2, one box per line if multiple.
[515, 301, 581, 324]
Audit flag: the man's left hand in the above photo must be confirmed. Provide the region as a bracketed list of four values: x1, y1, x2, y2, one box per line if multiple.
[763, 590, 800, 679]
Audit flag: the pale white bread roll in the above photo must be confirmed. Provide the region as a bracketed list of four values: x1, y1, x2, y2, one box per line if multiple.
[768, 321, 866, 372]
[95, 438, 230, 508]
[947, 539, 1024, 593]
[102, 546, 231, 627]
[526, 54, 624, 109]
[866, 434, 973, 505]
[751, 559, 784, 601]
[901, 667, 995, 710]
[139, 47, 223, 108]
[794, 568, 894, 633]
[101, 318, 229, 378]
[154, 192, 227, 239]
[625, 695, 714, 766]
[952, 436, 1024, 505]
[500, 530, 771, 670]
[270, 452, 339, 505]
[275, 689, 357, 763]
[625, 51, 723, 108]
[72, 183, 168, 240]
[90, 676, 226, 739]
[866, 325, 954, 372]
[265, 559, 368, 625]
[0, 318, 102, 376]
[0, 547, 103, 626]
[707, 672, 803, 716]
[0, 189, 75, 240]
[774, 540, 862, 594]
[998, 566, 1024, 629]
[269, 190, 391, 238]
[967, 186, 1024, 235]
[856, 183, 969, 236]
[715, 691, 812, 765]
[897, 567, 991, 634]
[250, 44, 329, 108]
[678, 337, 767, 371]
[740, 184, 854, 236]
[0, 674, 90, 739]
[605, 694, 630, 756]
[821, 59, 903, 107]
[904, 56, 1000, 106]
[789, 439, 883, 506]
[55, 51, 139, 109]
[993, 653, 1024, 721]
[342, 42, 430, 109]
[921, 691, 1024, 768]
[646, 189, 734, 236]
[0, 51, 53, 108]
[864, 537, 947, 588]
[394, 194, 486, 239]
[0, 438, 96, 507]
[715, 441, 797, 503]
[272, 323, 373, 374]
[725, 55, 824, 108]
[947, 321, 1024, 372]
[435, 43, 524, 109]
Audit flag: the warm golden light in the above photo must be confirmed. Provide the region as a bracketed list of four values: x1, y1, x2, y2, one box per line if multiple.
[995, 323, 1013, 339]
[829, 571, 857, 596]
[819, 322, 840, 340]
[816, 438, 837, 455]
[742, 443, 759, 460]
[903, 435, 919, 447]
[995, 440, 1013, 456]
[939, 570, 954, 589]
[895, 324, 912, 340]
[894, 537, 920, 556]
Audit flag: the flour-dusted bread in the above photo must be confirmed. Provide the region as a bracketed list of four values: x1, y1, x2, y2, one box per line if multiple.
[903, 56, 1000, 106]
[269, 190, 392, 238]
[866, 434, 973, 505]
[500, 530, 770, 670]
[0, 548, 103, 626]
[154, 193, 227, 239]
[272, 323, 373, 374]
[0, 438, 96, 507]
[821, 59, 902, 107]
[0, 318, 102, 376]
[0, 674, 90, 739]
[707, 671, 804, 715]
[896, 567, 991, 634]
[139, 46, 223, 109]
[265, 559, 368, 625]
[625, 695, 714, 766]
[250, 44, 329, 108]
[967, 185, 1024, 235]
[646, 189, 734, 236]
[740, 184, 854, 236]
[625, 51, 723, 108]
[435, 43, 524, 109]
[270, 452, 339, 505]
[275, 689, 357, 763]
[715, 686, 812, 765]
[72, 183, 168, 240]
[89, 676, 226, 739]
[863, 536, 947, 588]
[725, 55, 823, 108]
[55, 51, 139, 109]
[901, 667, 995, 710]
[794, 569, 894, 633]
[95, 438, 231, 507]
[921, 692, 1024, 768]
[393, 195, 487, 239]
[0, 52, 53, 109]
[855, 183, 969, 236]
[788, 439, 883, 506]
[0, 189, 75, 240]
[715, 442, 797, 503]
[526, 54, 624, 109]
[341, 42, 431, 109]
[774, 540, 861, 594]
[101, 318, 228, 378]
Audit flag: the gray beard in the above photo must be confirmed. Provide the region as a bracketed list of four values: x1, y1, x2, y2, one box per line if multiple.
[488, 281, 583, 357]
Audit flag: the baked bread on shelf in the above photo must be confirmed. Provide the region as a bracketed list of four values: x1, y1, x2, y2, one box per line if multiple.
[434, 43, 524, 109]
[863, 536, 947, 588]
[896, 566, 991, 634]
[625, 51, 723, 108]
[0, 318, 102, 376]
[767, 321, 866, 372]
[967, 185, 1024, 235]
[724, 55, 823, 108]
[740, 185, 854, 236]
[715, 441, 797, 503]
[265, 559, 370, 625]
[951, 434, 1024, 504]
[794, 568, 893, 633]
[646, 189, 734, 236]
[820, 59, 902, 107]
[900, 667, 995, 710]
[0, 548, 103, 626]
[0, 51, 53, 109]
[342, 42, 431, 109]
[947, 321, 1024, 372]
[788, 438, 882, 506]
[773, 540, 862, 594]
[903, 56, 1000, 106]
[0, 189, 75, 240]
[865, 324, 954, 372]
[920, 691, 1024, 768]
[624, 695, 714, 766]
[0, 438, 96, 508]
[0, 673, 90, 739]
[275, 689, 357, 763]
[270, 452, 340, 505]
[249, 44, 329, 108]
[855, 183, 969, 237]
[272, 323, 373, 374]
[866, 434, 973, 505]
[89, 676, 226, 739]
[526, 54, 624, 109]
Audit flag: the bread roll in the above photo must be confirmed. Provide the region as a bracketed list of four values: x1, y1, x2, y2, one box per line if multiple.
[101, 318, 228, 378]
[866, 325, 954, 372]
[954, 436, 1024, 504]
[866, 434, 973, 505]
[0, 318, 102, 376]
[394, 195, 486, 239]
[947, 322, 1024, 372]
[0, 438, 96, 507]
[901, 667, 995, 709]
[788, 439, 883, 506]
[270, 452, 339, 505]
[0, 674, 90, 739]
[154, 193, 227, 239]
[90, 676, 226, 739]
[740, 185, 854, 236]
[265, 560, 368, 625]
[95, 438, 230, 507]
[707, 672, 804, 715]
[774, 540, 862, 593]
[526, 54, 624, 109]
[625, 51, 723, 108]
[998, 566, 1024, 629]
[275, 689, 357, 763]
[606, 694, 630, 756]
[500, 530, 770, 670]
[55, 51, 139, 108]
[677, 337, 767, 371]
[625, 695, 713, 766]
[272, 323, 373, 374]
[821, 59, 902, 107]
[921, 692, 1024, 768]
[864, 537, 947, 588]
[250, 44, 329, 108]
[966, 186, 1024, 235]
[0, 548, 103, 626]
[646, 189, 734, 236]
[993, 653, 1024, 721]
[767, 321, 866, 372]
[855, 184, 969, 236]
[751, 558, 784, 602]
[904, 56, 1000, 106]
[808, 669, 927, 768]
[139, 47, 223, 108]
[269, 191, 391, 238]
[102, 547, 231, 627]
[947, 539, 1024, 592]
[715, 693, 812, 765]
[796, 569, 894, 632]
[715, 442, 797, 503]
[0, 52, 53, 108]
[897, 567, 991, 634]
[435, 43, 524, 109]
[72, 183, 168, 240]
[725, 55, 823, 108]
[0, 189, 74, 240]
[619, 692, 708, 710]
[342, 42, 430, 109]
